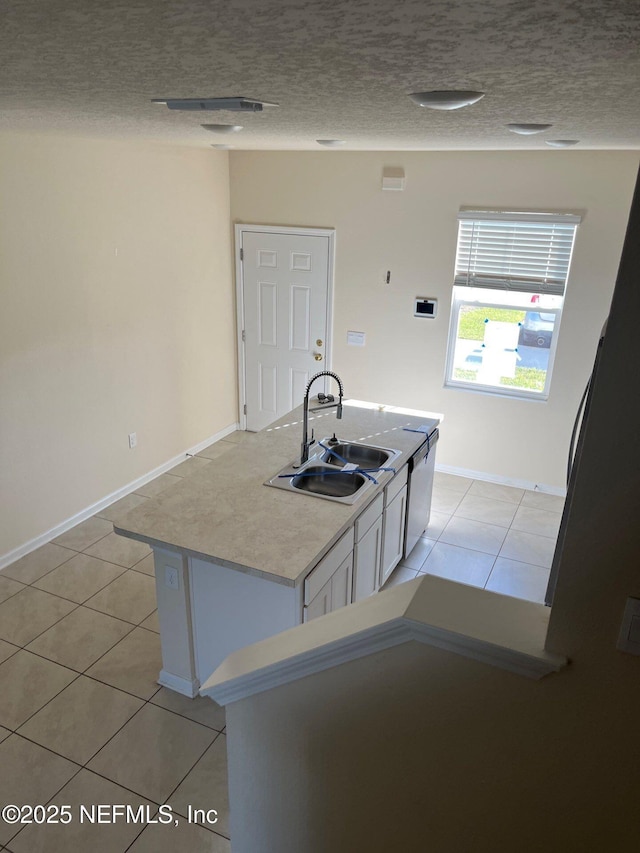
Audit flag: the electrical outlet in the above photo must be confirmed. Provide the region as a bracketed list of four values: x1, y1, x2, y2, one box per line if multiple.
[164, 566, 180, 591]
[128, 432, 137, 449]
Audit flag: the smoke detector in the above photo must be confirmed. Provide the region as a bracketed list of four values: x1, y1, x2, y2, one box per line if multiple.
[506, 123, 552, 135]
[408, 90, 485, 110]
[545, 139, 580, 148]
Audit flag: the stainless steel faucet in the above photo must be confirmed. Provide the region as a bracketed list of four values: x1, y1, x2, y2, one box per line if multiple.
[300, 371, 344, 465]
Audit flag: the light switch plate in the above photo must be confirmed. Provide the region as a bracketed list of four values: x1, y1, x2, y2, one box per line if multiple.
[347, 331, 366, 347]
[617, 597, 640, 654]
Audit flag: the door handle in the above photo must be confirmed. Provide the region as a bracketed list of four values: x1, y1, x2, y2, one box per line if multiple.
[313, 353, 323, 361]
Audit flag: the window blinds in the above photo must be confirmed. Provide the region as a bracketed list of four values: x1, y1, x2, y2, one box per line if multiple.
[454, 211, 580, 295]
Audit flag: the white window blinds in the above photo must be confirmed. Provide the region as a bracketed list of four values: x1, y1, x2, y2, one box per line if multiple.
[454, 211, 580, 295]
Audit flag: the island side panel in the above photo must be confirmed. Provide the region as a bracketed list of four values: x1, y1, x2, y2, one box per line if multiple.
[153, 547, 200, 697]
[189, 558, 302, 686]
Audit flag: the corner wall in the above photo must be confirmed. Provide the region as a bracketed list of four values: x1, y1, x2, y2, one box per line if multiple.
[0, 134, 237, 557]
[226, 637, 640, 853]
[229, 150, 639, 488]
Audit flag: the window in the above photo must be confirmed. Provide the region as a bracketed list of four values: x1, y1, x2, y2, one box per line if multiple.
[445, 211, 580, 400]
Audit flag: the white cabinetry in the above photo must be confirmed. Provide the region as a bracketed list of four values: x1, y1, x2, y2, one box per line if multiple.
[380, 483, 408, 587]
[302, 465, 410, 620]
[353, 494, 384, 602]
[303, 528, 354, 622]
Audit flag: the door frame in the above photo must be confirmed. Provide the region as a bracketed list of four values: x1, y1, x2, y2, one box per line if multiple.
[235, 224, 336, 430]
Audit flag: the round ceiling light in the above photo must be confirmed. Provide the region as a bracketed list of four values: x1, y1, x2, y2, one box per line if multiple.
[545, 139, 580, 148]
[316, 139, 346, 147]
[201, 124, 243, 133]
[408, 90, 485, 110]
[506, 123, 552, 135]
[211, 143, 232, 149]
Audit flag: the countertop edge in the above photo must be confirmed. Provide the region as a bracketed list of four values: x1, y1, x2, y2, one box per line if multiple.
[113, 402, 440, 587]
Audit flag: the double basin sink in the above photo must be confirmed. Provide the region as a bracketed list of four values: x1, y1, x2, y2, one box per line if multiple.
[265, 438, 401, 504]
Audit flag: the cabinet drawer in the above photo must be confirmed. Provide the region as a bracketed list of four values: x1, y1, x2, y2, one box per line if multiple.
[354, 493, 384, 542]
[304, 527, 355, 605]
[384, 464, 408, 507]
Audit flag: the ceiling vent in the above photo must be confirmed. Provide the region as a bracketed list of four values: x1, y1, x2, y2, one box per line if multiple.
[152, 97, 278, 112]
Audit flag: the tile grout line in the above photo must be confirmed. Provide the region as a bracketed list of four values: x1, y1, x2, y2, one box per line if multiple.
[2, 749, 86, 849]
[51, 527, 114, 555]
[0, 546, 78, 586]
[0, 599, 83, 654]
[1, 441, 237, 850]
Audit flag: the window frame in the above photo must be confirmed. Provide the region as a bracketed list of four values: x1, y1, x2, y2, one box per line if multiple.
[444, 210, 579, 402]
[444, 292, 562, 401]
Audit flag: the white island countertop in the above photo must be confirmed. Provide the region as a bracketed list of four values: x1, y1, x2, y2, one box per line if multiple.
[114, 401, 440, 587]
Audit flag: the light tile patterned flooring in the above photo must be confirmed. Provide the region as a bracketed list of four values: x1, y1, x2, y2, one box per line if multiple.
[384, 471, 564, 603]
[0, 430, 564, 852]
[0, 435, 242, 853]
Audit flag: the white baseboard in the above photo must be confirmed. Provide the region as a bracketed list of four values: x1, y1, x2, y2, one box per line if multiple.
[434, 463, 566, 497]
[0, 422, 240, 572]
[158, 670, 200, 698]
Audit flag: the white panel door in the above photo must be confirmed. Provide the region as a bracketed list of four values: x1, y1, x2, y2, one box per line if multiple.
[240, 228, 332, 432]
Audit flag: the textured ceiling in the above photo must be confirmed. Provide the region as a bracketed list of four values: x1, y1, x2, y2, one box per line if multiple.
[1, 0, 639, 150]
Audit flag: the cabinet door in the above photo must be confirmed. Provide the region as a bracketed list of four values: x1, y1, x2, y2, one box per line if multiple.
[353, 514, 383, 602]
[380, 485, 408, 587]
[304, 553, 353, 622]
[304, 528, 355, 606]
[303, 576, 331, 622]
[330, 553, 353, 610]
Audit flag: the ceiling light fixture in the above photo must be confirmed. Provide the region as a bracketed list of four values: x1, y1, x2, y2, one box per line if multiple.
[316, 139, 346, 147]
[545, 139, 580, 148]
[506, 123, 552, 135]
[408, 90, 485, 110]
[211, 144, 232, 149]
[201, 124, 243, 133]
[152, 97, 278, 112]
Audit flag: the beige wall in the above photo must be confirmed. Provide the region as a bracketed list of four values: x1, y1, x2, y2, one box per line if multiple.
[0, 134, 237, 558]
[227, 638, 640, 852]
[223, 168, 640, 853]
[230, 150, 639, 489]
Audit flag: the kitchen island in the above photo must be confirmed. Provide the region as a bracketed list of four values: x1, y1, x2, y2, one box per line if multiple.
[114, 400, 439, 696]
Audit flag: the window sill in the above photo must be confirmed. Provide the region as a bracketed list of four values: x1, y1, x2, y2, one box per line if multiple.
[444, 380, 550, 402]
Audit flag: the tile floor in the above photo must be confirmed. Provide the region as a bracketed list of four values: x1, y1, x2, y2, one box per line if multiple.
[0, 430, 564, 852]
[0, 435, 241, 853]
[383, 470, 564, 603]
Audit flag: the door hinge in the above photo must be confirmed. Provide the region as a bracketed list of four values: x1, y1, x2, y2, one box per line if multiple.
[240, 247, 244, 261]
[241, 330, 246, 342]
[243, 403, 247, 415]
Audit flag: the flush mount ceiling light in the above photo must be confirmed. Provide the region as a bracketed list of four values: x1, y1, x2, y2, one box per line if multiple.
[545, 139, 580, 147]
[408, 90, 485, 110]
[152, 96, 278, 112]
[506, 123, 553, 135]
[211, 144, 232, 149]
[201, 124, 243, 133]
[316, 139, 346, 146]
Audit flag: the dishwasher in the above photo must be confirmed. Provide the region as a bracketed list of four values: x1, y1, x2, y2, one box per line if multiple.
[403, 427, 439, 557]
